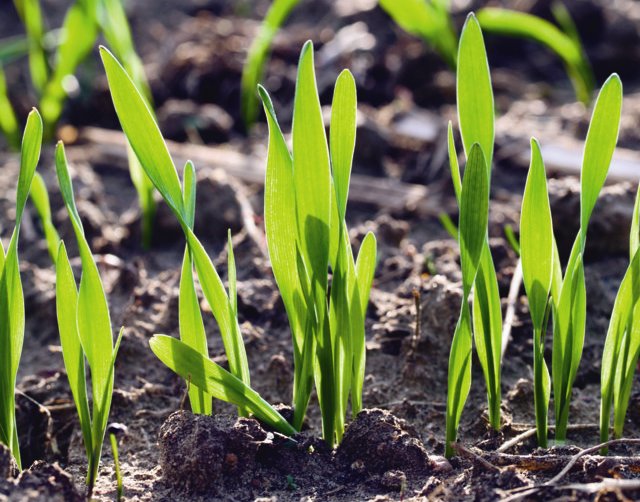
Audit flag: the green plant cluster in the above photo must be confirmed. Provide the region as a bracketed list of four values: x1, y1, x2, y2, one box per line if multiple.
[0, 7, 639, 502]
[444, 14, 626, 458]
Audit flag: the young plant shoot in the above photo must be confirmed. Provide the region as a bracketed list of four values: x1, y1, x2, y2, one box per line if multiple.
[54, 142, 124, 496]
[445, 15, 502, 457]
[0, 109, 42, 469]
[600, 173, 640, 453]
[100, 46, 295, 437]
[551, 74, 622, 442]
[101, 40, 376, 447]
[520, 138, 554, 447]
[445, 143, 489, 458]
[259, 42, 377, 445]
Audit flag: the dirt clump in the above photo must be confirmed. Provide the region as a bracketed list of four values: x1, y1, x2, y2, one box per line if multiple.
[336, 408, 436, 476]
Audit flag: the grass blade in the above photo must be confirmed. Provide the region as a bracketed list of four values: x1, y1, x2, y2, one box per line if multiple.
[580, 74, 623, 246]
[378, 0, 457, 67]
[521, 138, 554, 446]
[150, 335, 296, 436]
[445, 143, 488, 457]
[55, 242, 92, 461]
[29, 172, 61, 262]
[100, 46, 185, 220]
[241, 0, 300, 128]
[457, 13, 494, 170]
[0, 109, 42, 468]
[351, 231, 376, 415]
[476, 7, 593, 104]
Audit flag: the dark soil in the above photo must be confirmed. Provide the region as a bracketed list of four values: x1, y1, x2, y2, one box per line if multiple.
[3, 0, 640, 500]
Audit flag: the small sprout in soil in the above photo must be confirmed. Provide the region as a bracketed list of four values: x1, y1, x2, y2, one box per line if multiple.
[0, 108, 42, 469]
[54, 141, 125, 496]
[445, 14, 502, 457]
[600, 184, 640, 452]
[107, 423, 128, 502]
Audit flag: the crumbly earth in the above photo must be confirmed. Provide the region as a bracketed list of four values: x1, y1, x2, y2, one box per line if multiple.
[2, 0, 640, 500]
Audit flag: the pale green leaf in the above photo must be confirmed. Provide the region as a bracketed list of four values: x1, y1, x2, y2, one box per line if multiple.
[330, 69, 357, 221]
[580, 74, 622, 244]
[150, 335, 296, 436]
[100, 46, 185, 220]
[521, 138, 554, 328]
[457, 13, 494, 170]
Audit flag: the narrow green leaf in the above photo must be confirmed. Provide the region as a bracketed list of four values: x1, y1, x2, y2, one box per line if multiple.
[41, 1, 98, 131]
[580, 74, 622, 244]
[476, 7, 593, 104]
[150, 335, 296, 436]
[351, 231, 376, 415]
[457, 14, 494, 170]
[330, 69, 357, 221]
[55, 241, 92, 459]
[55, 142, 114, 422]
[458, 143, 489, 295]
[521, 138, 554, 328]
[292, 41, 331, 288]
[30, 172, 61, 263]
[0, 108, 42, 468]
[185, 230, 250, 389]
[100, 46, 185, 220]
[240, 0, 300, 127]
[378, 0, 457, 67]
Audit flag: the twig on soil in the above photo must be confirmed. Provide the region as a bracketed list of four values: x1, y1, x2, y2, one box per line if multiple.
[561, 477, 640, 494]
[501, 259, 522, 361]
[406, 288, 421, 363]
[452, 443, 502, 473]
[494, 438, 640, 501]
[545, 438, 640, 486]
[497, 423, 600, 453]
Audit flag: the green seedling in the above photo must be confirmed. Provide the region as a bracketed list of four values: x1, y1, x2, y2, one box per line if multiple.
[378, 0, 457, 67]
[29, 172, 61, 263]
[551, 74, 622, 442]
[100, 45, 296, 435]
[54, 142, 124, 496]
[476, 4, 593, 105]
[241, 0, 300, 127]
[102, 40, 376, 447]
[0, 109, 42, 469]
[445, 143, 489, 458]
[520, 138, 554, 447]
[98, 0, 157, 249]
[445, 15, 502, 457]
[599, 176, 640, 453]
[259, 42, 377, 445]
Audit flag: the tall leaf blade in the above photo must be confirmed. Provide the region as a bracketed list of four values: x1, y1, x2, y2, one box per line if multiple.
[458, 144, 489, 295]
[457, 13, 494, 170]
[292, 41, 331, 287]
[351, 231, 376, 415]
[580, 74, 622, 243]
[100, 46, 185, 220]
[330, 69, 357, 221]
[521, 138, 554, 328]
[55, 242, 92, 459]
